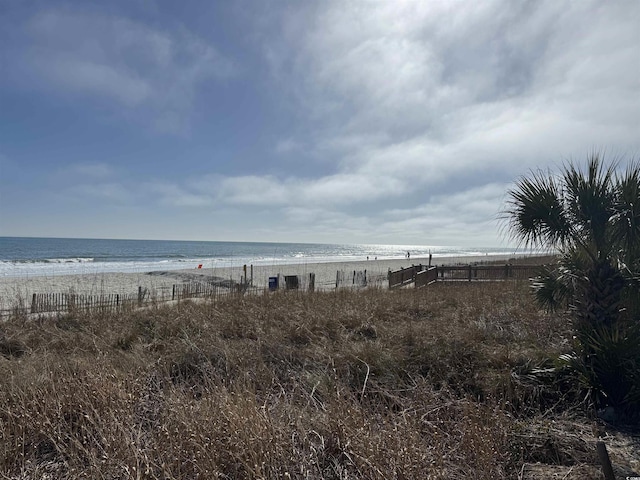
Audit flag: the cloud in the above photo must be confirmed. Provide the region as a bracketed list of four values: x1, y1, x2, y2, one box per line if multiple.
[13, 10, 236, 132]
[3, 1, 637, 245]
[239, 1, 639, 241]
[181, 171, 407, 208]
[40, 58, 153, 106]
[274, 138, 302, 154]
[66, 162, 115, 179]
[67, 182, 133, 203]
[145, 182, 215, 208]
[273, 2, 638, 163]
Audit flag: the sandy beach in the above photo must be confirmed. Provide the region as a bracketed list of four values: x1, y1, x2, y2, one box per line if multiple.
[0, 253, 548, 313]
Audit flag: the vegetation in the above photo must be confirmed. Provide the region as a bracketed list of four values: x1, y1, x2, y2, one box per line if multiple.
[1, 283, 638, 479]
[505, 154, 640, 419]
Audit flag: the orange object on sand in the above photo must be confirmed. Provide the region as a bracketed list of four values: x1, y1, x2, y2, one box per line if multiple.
[197, 264, 203, 269]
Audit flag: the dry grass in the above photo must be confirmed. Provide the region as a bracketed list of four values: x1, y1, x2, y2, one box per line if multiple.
[0, 281, 638, 479]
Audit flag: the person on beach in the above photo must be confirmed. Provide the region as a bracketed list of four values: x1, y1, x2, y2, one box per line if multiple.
[407, 251, 410, 259]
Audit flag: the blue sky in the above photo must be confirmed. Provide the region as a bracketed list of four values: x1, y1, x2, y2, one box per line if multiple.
[1, 1, 639, 246]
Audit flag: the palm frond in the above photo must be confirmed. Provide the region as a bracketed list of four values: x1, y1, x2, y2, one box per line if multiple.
[504, 170, 571, 248]
[611, 160, 640, 266]
[531, 265, 573, 312]
[564, 154, 617, 259]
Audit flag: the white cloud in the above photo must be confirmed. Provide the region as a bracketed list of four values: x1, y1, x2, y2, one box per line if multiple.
[143, 182, 214, 208]
[282, 2, 637, 161]
[17, 10, 236, 132]
[67, 162, 115, 179]
[5, 1, 637, 245]
[41, 58, 153, 106]
[241, 0, 639, 242]
[188, 172, 407, 208]
[67, 182, 133, 203]
[215, 175, 290, 206]
[274, 138, 302, 154]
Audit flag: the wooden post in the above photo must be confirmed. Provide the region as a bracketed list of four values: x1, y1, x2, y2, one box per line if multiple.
[596, 441, 615, 480]
[250, 264, 253, 286]
[243, 265, 247, 286]
[468, 264, 472, 282]
[364, 269, 367, 286]
[138, 286, 143, 306]
[336, 271, 340, 289]
[309, 273, 315, 292]
[31, 293, 36, 314]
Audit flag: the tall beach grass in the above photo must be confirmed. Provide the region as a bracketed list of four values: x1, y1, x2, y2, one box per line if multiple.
[0, 281, 638, 479]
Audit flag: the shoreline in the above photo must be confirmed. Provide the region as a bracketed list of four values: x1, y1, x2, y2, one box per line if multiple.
[0, 253, 553, 311]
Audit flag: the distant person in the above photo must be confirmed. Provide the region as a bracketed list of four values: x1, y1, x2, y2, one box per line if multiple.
[407, 251, 410, 260]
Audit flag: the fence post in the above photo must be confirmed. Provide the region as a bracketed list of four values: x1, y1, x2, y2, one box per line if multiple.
[336, 271, 340, 289]
[68, 293, 76, 312]
[31, 293, 37, 314]
[309, 273, 315, 292]
[596, 441, 615, 480]
[468, 265, 472, 282]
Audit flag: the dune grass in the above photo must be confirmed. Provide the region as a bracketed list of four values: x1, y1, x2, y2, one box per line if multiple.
[0, 281, 638, 479]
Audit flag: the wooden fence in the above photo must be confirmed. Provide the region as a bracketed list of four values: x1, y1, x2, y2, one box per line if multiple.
[388, 265, 428, 288]
[21, 283, 235, 316]
[172, 283, 225, 300]
[389, 264, 545, 288]
[335, 270, 368, 289]
[30, 292, 139, 314]
[434, 264, 543, 281]
[415, 267, 438, 287]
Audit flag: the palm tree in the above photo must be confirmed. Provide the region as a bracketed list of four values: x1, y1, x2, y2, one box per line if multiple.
[504, 153, 640, 417]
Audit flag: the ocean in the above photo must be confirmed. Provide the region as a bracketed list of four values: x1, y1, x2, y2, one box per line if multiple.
[0, 237, 528, 278]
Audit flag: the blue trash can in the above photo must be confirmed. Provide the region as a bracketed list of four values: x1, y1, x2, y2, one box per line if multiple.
[268, 276, 278, 291]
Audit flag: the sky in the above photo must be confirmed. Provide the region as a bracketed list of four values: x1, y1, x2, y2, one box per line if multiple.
[0, 0, 639, 247]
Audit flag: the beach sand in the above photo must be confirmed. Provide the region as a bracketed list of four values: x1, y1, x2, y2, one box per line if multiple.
[0, 254, 546, 312]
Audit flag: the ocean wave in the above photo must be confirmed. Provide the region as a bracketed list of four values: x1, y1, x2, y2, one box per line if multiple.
[45, 257, 95, 264]
[5, 257, 95, 264]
